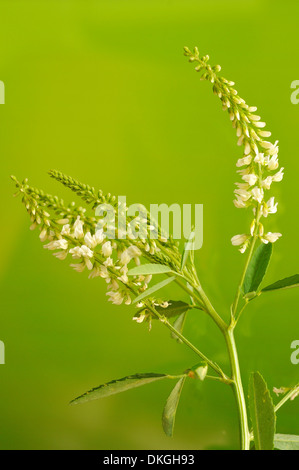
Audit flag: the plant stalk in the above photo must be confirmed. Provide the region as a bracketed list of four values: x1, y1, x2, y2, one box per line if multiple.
[225, 326, 250, 450]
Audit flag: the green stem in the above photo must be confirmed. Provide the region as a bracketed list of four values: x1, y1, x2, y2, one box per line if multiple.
[232, 234, 258, 317]
[146, 303, 229, 381]
[225, 326, 250, 450]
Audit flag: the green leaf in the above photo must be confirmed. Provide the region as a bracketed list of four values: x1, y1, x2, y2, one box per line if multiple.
[171, 311, 188, 343]
[274, 434, 299, 450]
[180, 231, 195, 271]
[156, 300, 191, 318]
[249, 371, 276, 450]
[243, 243, 273, 295]
[262, 274, 299, 292]
[133, 276, 176, 304]
[162, 376, 186, 437]
[70, 373, 171, 405]
[128, 264, 173, 276]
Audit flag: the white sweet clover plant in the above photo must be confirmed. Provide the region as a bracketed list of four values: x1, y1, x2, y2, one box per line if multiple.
[11, 47, 299, 451]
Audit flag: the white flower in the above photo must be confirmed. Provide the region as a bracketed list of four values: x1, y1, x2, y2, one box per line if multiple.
[127, 245, 142, 258]
[251, 187, 264, 203]
[81, 245, 94, 258]
[44, 239, 68, 251]
[69, 245, 93, 259]
[88, 267, 101, 279]
[242, 174, 258, 186]
[73, 216, 84, 239]
[261, 232, 282, 244]
[103, 257, 114, 267]
[239, 243, 248, 254]
[144, 275, 152, 285]
[102, 241, 112, 257]
[272, 167, 284, 182]
[56, 218, 69, 225]
[237, 168, 250, 176]
[99, 265, 110, 279]
[231, 234, 249, 246]
[69, 246, 82, 259]
[118, 273, 129, 284]
[61, 224, 71, 236]
[108, 279, 119, 291]
[94, 229, 105, 244]
[84, 232, 97, 249]
[120, 249, 131, 265]
[70, 263, 85, 272]
[53, 250, 68, 260]
[262, 197, 278, 217]
[254, 153, 266, 165]
[39, 229, 48, 242]
[233, 197, 247, 208]
[85, 258, 93, 270]
[268, 140, 279, 156]
[133, 313, 146, 323]
[234, 189, 251, 201]
[262, 176, 273, 190]
[267, 154, 279, 171]
[236, 155, 252, 167]
[106, 291, 124, 305]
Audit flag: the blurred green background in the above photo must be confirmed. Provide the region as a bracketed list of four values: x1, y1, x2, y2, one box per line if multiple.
[0, 0, 298, 450]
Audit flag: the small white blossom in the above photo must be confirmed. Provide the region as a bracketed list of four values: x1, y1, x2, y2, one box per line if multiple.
[242, 174, 258, 186]
[39, 228, 48, 242]
[272, 167, 284, 182]
[234, 189, 251, 201]
[262, 197, 278, 218]
[236, 155, 252, 167]
[84, 232, 98, 249]
[102, 241, 112, 257]
[70, 262, 85, 272]
[88, 267, 101, 279]
[262, 176, 273, 190]
[94, 229, 105, 244]
[73, 216, 84, 239]
[267, 154, 279, 171]
[103, 257, 114, 267]
[231, 234, 249, 246]
[61, 224, 71, 236]
[44, 239, 68, 251]
[254, 153, 266, 165]
[106, 291, 124, 305]
[233, 197, 247, 208]
[133, 313, 146, 323]
[251, 187, 264, 203]
[53, 250, 68, 260]
[261, 232, 282, 244]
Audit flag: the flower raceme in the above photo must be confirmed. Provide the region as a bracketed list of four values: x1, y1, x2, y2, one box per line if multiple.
[10, 172, 184, 317]
[184, 47, 283, 254]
